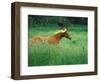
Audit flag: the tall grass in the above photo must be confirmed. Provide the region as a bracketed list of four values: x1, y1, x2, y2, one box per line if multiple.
[28, 25, 88, 66]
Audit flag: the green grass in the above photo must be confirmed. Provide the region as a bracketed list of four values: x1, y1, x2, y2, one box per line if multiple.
[28, 25, 88, 66]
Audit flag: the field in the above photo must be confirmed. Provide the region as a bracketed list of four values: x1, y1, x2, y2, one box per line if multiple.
[28, 24, 88, 66]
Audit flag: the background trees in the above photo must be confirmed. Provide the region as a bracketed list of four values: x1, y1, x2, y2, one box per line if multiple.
[28, 15, 87, 28]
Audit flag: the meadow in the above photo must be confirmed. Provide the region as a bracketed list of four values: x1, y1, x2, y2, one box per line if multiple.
[28, 24, 88, 66]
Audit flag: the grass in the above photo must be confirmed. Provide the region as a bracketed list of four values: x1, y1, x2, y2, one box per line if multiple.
[28, 24, 88, 66]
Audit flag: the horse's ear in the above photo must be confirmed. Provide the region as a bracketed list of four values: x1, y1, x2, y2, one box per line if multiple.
[58, 27, 68, 33]
[65, 27, 69, 32]
[63, 28, 67, 32]
[66, 28, 69, 32]
[64, 28, 66, 32]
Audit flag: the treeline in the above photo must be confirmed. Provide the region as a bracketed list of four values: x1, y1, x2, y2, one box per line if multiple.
[28, 15, 87, 27]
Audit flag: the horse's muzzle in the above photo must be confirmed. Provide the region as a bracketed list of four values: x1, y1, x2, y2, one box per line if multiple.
[68, 37, 71, 40]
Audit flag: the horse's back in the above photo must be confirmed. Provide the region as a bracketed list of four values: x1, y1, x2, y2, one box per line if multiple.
[32, 36, 47, 43]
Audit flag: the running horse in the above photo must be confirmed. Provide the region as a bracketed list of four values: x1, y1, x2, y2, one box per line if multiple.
[31, 28, 71, 45]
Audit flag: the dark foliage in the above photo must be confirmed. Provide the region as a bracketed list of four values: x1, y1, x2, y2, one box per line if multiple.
[28, 15, 87, 28]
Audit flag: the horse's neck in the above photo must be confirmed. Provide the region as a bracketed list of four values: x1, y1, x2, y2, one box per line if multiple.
[51, 33, 63, 41]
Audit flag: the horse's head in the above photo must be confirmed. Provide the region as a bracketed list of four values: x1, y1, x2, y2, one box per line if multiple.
[62, 28, 71, 40]
[55, 28, 71, 40]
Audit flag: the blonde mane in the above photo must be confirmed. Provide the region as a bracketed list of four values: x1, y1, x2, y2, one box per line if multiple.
[54, 28, 67, 34]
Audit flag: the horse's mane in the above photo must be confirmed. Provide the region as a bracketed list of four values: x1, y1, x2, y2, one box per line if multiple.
[54, 29, 66, 34]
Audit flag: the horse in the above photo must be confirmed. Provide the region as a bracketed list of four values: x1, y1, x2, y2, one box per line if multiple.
[31, 28, 71, 45]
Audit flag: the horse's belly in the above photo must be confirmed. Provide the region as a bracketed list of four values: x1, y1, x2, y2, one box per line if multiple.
[47, 38, 59, 44]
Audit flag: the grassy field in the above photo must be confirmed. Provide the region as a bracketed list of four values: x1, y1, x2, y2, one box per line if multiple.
[28, 24, 88, 66]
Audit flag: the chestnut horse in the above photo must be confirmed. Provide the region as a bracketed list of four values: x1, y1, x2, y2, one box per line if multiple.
[31, 28, 71, 44]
